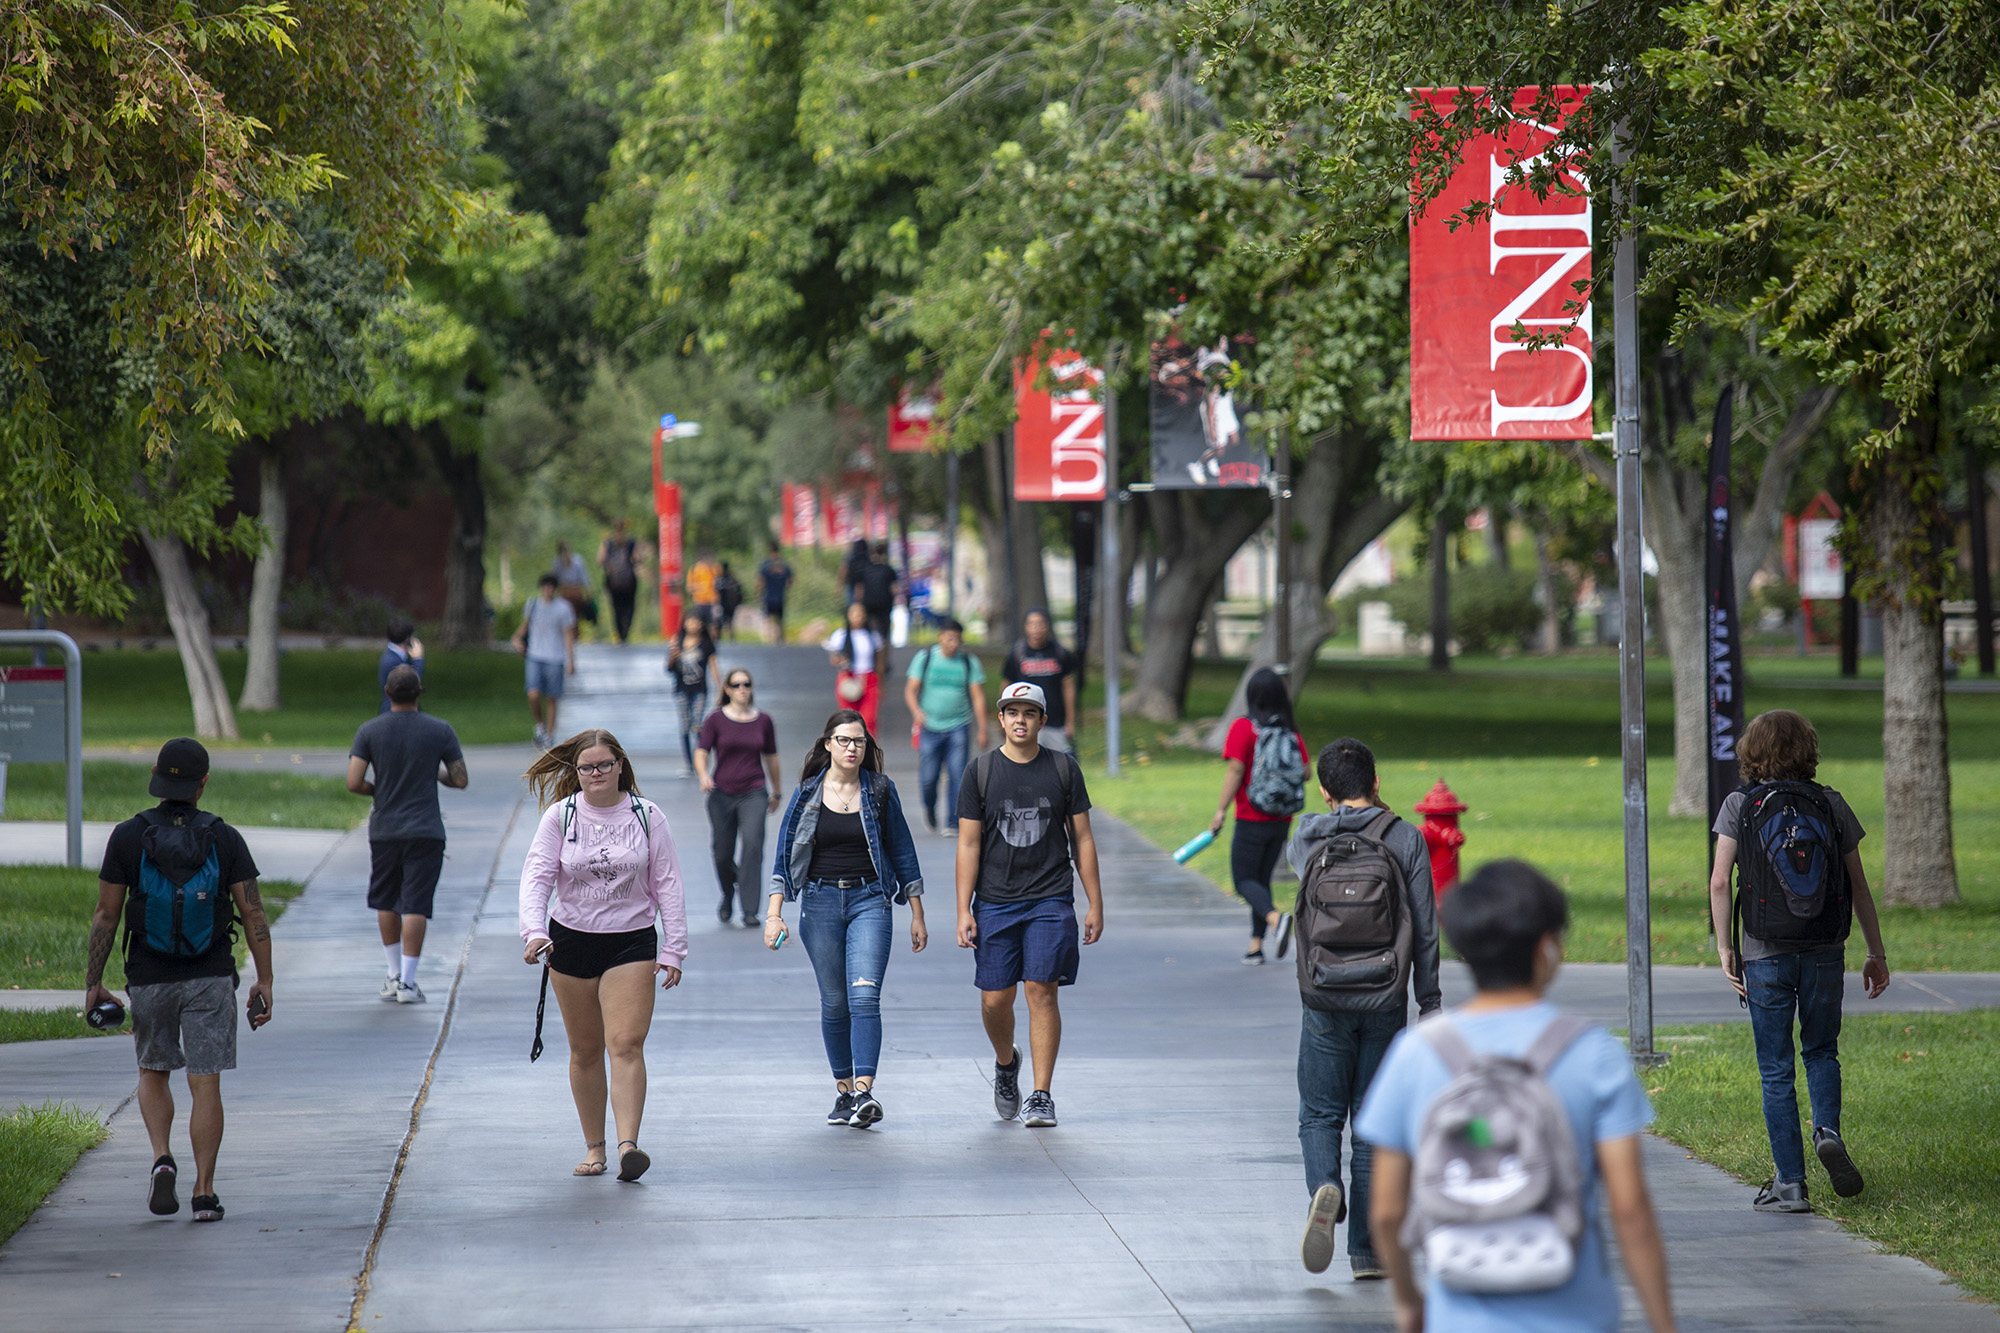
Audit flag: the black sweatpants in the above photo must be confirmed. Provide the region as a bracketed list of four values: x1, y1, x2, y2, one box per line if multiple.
[1230, 818, 1290, 939]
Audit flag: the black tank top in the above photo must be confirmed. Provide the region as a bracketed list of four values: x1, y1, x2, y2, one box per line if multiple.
[808, 806, 876, 880]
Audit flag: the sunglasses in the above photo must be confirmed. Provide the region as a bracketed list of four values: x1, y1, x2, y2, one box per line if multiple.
[576, 760, 619, 777]
[727, 679, 753, 689]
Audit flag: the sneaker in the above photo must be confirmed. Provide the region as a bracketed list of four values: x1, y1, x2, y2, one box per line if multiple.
[993, 1047, 1022, 1121]
[742, 916, 761, 930]
[941, 824, 959, 840]
[848, 1089, 884, 1128]
[718, 903, 733, 924]
[1021, 1089, 1057, 1127]
[1753, 1178, 1811, 1213]
[190, 1194, 224, 1223]
[392, 980, 427, 1004]
[1242, 949, 1266, 965]
[378, 973, 400, 1001]
[827, 1091, 857, 1125]
[148, 1155, 179, 1216]
[1350, 1256, 1387, 1281]
[1301, 1182, 1344, 1273]
[1814, 1127, 1865, 1197]
[533, 724, 549, 748]
[1273, 913, 1295, 960]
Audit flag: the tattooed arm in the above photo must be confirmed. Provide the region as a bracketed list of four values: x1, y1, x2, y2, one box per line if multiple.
[440, 757, 469, 789]
[232, 878, 275, 1026]
[83, 880, 127, 1009]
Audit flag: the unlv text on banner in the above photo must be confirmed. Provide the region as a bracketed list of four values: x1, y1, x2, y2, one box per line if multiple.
[1014, 349, 1107, 502]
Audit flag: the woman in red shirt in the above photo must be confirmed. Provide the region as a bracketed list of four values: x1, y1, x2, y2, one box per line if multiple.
[1207, 668, 1310, 964]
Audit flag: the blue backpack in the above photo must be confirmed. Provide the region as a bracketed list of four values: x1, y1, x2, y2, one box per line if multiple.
[129, 809, 230, 959]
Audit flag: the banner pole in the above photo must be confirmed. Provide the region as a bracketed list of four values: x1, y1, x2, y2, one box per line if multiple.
[1273, 421, 1292, 679]
[944, 451, 960, 618]
[1103, 347, 1122, 778]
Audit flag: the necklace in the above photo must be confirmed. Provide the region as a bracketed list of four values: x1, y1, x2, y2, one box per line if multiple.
[823, 777, 861, 812]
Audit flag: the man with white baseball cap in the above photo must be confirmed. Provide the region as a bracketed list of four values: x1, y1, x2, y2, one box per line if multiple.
[954, 681, 1104, 1128]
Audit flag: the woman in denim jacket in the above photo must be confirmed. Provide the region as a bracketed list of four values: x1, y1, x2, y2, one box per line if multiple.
[765, 709, 926, 1127]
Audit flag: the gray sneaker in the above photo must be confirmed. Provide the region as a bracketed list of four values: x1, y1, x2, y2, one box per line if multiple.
[1814, 1127, 1865, 1197]
[392, 980, 427, 1005]
[1021, 1089, 1057, 1127]
[1302, 1183, 1344, 1273]
[1753, 1178, 1811, 1213]
[993, 1047, 1022, 1120]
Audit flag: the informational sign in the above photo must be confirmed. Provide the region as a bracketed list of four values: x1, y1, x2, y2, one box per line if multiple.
[1409, 85, 1594, 441]
[887, 382, 938, 454]
[1014, 350, 1107, 502]
[1150, 332, 1264, 489]
[1799, 518, 1844, 601]
[0, 666, 66, 763]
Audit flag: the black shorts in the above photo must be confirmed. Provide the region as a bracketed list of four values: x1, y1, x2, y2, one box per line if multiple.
[367, 838, 446, 916]
[548, 919, 658, 979]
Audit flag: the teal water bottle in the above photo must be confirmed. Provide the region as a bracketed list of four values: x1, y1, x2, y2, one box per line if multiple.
[1173, 829, 1216, 864]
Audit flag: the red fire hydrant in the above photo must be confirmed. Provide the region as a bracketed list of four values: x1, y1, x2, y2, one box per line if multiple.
[1414, 779, 1468, 900]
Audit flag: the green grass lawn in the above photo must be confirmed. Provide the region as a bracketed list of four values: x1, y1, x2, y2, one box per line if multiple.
[0, 1010, 112, 1043]
[2, 761, 360, 830]
[1647, 1010, 1999, 1306]
[0, 866, 304, 993]
[0, 1104, 106, 1245]
[0, 647, 530, 749]
[1077, 657, 2000, 969]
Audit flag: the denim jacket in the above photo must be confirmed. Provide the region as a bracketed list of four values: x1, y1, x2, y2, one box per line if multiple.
[769, 768, 925, 904]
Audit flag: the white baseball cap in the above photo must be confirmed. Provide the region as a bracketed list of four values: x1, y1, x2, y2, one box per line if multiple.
[997, 681, 1047, 714]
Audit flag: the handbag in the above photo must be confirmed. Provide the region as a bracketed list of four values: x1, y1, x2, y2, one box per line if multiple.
[837, 671, 867, 703]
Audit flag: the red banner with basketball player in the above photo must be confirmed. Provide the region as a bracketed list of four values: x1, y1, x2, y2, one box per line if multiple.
[887, 381, 938, 454]
[1014, 349, 1106, 502]
[1409, 86, 1593, 441]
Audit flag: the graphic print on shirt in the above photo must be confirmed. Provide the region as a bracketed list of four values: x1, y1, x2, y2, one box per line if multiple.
[998, 796, 1053, 849]
[567, 818, 646, 902]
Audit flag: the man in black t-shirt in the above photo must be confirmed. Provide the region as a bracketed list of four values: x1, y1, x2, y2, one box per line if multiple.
[1002, 609, 1080, 752]
[955, 682, 1105, 1128]
[852, 541, 900, 671]
[349, 664, 468, 1004]
[757, 542, 794, 643]
[85, 738, 275, 1223]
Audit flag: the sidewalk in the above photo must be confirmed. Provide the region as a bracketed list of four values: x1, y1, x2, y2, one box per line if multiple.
[1, 642, 1992, 1331]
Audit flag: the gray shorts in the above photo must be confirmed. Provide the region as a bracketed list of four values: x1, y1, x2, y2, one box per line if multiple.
[130, 976, 237, 1076]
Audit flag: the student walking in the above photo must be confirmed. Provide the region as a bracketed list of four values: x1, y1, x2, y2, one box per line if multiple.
[688, 548, 722, 630]
[696, 668, 782, 927]
[1286, 737, 1441, 1279]
[714, 562, 743, 639]
[376, 618, 424, 714]
[758, 542, 793, 643]
[824, 601, 885, 734]
[1707, 708, 1890, 1213]
[667, 613, 723, 777]
[1208, 667, 1310, 964]
[852, 541, 900, 672]
[764, 711, 927, 1128]
[519, 731, 688, 1181]
[347, 665, 469, 1003]
[1357, 860, 1676, 1333]
[512, 574, 577, 747]
[1001, 610, 1080, 751]
[83, 739, 275, 1222]
[599, 519, 641, 645]
[903, 617, 989, 837]
[955, 682, 1104, 1128]
[552, 541, 593, 631]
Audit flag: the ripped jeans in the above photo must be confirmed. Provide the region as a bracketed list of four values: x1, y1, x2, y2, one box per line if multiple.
[798, 880, 893, 1080]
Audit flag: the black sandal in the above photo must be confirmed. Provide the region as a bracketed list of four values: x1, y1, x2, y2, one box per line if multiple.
[616, 1139, 650, 1182]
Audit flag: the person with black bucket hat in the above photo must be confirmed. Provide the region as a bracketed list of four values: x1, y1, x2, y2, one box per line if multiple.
[84, 738, 275, 1224]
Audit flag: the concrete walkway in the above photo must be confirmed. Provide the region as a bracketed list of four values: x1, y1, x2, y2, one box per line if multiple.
[2, 642, 1993, 1331]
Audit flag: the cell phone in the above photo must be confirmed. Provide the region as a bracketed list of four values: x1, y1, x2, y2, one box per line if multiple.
[248, 993, 269, 1028]
[772, 926, 789, 950]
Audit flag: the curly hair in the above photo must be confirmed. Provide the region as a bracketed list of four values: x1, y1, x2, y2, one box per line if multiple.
[523, 729, 641, 808]
[1738, 709, 1819, 784]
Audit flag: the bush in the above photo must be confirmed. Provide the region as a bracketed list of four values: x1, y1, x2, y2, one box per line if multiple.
[1346, 565, 1551, 653]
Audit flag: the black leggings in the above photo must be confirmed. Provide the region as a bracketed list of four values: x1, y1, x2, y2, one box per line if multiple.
[1231, 818, 1290, 938]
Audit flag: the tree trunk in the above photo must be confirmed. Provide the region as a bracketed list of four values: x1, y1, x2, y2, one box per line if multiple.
[425, 427, 489, 649]
[1735, 385, 1840, 614]
[139, 529, 240, 740]
[1868, 413, 1959, 906]
[238, 449, 287, 712]
[971, 434, 1012, 632]
[1429, 512, 1452, 670]
[1486, 510, 1511, 570]
[1535, 529, 1562, 654]
[1641, 446, 1709, 817]
[1125, 489, 1269, 720]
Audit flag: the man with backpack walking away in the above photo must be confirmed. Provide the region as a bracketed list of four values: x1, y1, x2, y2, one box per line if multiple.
[1707, 708, 1890, 1214]
[903, 617, 989, 836]
[349, 665, 469, 1003]
[1285, 737, 1441, 1280]
[1357, 859, 1675, 1333]
[599, 518, 641, 645]
[82, 738, 276, 1224]
[852, 541, 900, 673]
[956, 682, 1104, 1128]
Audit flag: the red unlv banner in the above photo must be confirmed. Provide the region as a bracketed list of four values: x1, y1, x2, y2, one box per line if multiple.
[887, 381, 938, 454]
[1014, 350, 1106, 501]
[779, 483, 820, 547]
[1409, 86, 1593, 441]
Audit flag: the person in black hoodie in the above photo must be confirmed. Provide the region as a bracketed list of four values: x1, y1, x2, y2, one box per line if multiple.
[1284, 737, 1441, 1281]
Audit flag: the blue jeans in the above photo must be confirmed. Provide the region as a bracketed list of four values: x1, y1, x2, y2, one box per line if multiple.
[798, 881, 892, 1080]
[918, 724, 972, 828]
[1299, 1006, 1405, 1262]
[675, 687, 706, 769]
[1745, 946, 1845, 1182]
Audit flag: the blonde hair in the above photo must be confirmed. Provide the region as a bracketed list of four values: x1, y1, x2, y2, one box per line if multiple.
[524, 729, 642, 808]
[1738, 709, 1819, 784]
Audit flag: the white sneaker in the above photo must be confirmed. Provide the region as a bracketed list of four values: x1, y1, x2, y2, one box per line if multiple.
[379, 974, 400, 1001]
[392, 980, 427, 1004]
[1186, 462, 1206, 486]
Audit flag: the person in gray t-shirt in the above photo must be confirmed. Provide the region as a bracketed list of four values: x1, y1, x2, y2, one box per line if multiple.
[348, 665, 468, 1003]
[511, 574, 577, 746]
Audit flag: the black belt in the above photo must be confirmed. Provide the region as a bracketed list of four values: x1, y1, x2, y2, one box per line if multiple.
[812, 877, 873, 889]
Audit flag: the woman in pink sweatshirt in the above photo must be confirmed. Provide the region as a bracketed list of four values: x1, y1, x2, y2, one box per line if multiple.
[519, 729, 688, 1181]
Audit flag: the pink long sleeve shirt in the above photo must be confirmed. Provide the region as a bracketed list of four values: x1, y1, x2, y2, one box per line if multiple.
[519, 795, 689, 969]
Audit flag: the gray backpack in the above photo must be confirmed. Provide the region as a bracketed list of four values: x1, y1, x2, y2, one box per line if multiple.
[1293, 810, 1411, 1009]
[1245, 722, 1306, 816]
[1405, 1013, 1593, 1293]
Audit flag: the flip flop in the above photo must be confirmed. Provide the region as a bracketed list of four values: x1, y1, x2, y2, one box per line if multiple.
[574, 1141, 608, 1176]
[616, 1140, 650, 1183]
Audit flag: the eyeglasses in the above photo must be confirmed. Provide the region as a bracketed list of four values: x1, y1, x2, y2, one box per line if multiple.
[827, 735, 867, 749]
[727, 680, 753, 689]
[575, 761, 619, 777]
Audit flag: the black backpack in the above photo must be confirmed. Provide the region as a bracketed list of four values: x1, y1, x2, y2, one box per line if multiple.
[1733, 780, 1850, 948]
[1294, 810, 1413, 1009]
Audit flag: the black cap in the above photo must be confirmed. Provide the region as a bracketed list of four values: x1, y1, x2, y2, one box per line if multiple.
[149, 738, 210, 801]
[385, 664, 424, 704]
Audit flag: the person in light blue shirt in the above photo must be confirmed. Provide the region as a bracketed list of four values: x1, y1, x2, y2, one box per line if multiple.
[902, 618, 988, 836]
[1355, 860, 1676, 1333]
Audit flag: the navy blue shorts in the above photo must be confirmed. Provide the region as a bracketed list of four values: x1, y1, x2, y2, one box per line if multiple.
[972, 894, 1080, 990]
